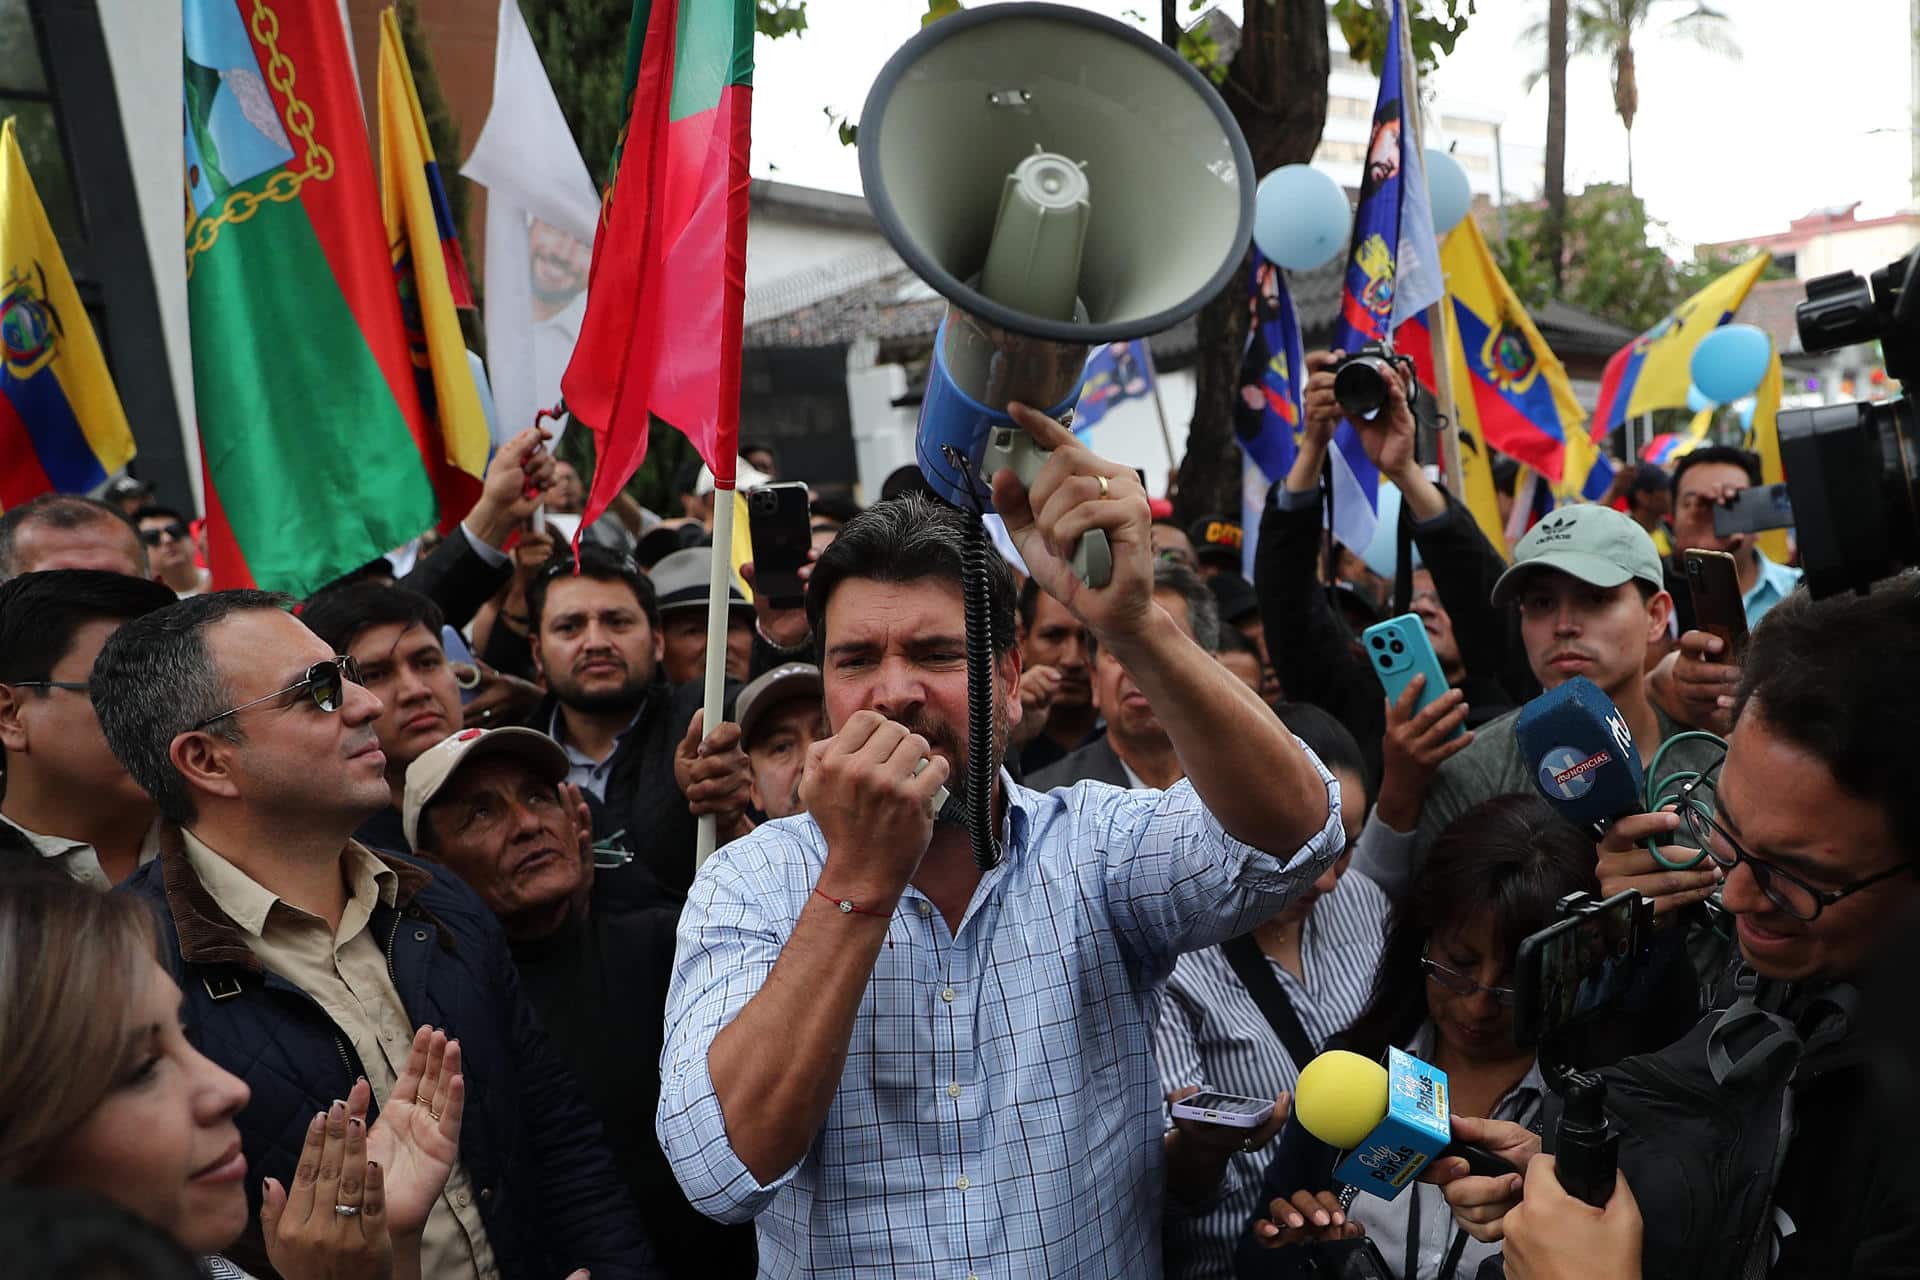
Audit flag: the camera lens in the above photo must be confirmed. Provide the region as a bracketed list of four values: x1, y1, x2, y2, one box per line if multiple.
[1389, 640, 1405, 655]
[1370, 636, 1386, 649]
[1333, 353, 1395, 417]
[1378, 655, 1391, 668]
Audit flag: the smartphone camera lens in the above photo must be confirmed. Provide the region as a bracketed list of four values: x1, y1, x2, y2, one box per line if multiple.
[1389, 640, 1405, 655]
[1370, 636, 1386, 649]
[1377, 655, 1391, 668]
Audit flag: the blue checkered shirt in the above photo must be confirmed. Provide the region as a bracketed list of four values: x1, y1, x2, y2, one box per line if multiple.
[657, 761, 1344, 1279]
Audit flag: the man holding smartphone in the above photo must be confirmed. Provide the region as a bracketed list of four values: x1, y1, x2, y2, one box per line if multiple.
[1654, 447, 1804, 735]
[658, 406, 1343, 1279]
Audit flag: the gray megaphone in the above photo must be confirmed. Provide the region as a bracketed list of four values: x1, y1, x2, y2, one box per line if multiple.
[859, 2, 1253, 587]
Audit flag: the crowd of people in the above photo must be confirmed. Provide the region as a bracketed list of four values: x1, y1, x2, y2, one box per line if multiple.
[0, 355, 1914, 1280]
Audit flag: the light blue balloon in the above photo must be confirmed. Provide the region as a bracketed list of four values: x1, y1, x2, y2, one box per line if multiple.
[1254, 164, 1351, 271]
[1691, 324, 1772, 404]
[1686, 383, 1714, 414]
[1425, 148, 1473, 234]
[1737, 398, 1757, 430]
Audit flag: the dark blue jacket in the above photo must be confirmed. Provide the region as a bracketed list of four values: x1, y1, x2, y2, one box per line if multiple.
[120, 832, 660, 1280]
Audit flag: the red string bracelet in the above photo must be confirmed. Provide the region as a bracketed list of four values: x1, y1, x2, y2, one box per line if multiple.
[814, 887, 892, 918]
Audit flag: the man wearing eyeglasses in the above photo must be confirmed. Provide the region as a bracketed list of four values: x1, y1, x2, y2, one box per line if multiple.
[135, 503, 212, 597]
[97, 592, 662, 1280]
[1439, 577, 1920, 1278]
[0, 569, 177, 887]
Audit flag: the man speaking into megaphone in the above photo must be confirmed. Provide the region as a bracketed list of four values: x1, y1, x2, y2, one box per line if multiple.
[657, 403, 1346, 1278]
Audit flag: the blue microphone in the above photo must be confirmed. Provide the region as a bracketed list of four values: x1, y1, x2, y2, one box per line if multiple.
[1513, 677, 1645, 837]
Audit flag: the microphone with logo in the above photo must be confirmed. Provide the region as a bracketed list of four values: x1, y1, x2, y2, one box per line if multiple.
[1290, 1049, 1517, 1201]
[1513, 676, 1646, 839]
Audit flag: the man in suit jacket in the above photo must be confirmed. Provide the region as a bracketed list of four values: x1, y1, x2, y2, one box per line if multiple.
[1030, 562, 1220, 791]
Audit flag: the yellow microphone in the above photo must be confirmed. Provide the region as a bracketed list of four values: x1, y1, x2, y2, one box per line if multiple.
[1291, 1049, 1517, 1200]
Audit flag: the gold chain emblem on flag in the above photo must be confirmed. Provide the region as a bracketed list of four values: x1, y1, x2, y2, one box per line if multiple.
[183, 0, 335, 277]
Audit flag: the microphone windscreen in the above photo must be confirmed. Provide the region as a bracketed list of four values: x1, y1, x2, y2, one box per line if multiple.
[1293, 1050, 1389, 1150]
[1513, 675, 1646, 834]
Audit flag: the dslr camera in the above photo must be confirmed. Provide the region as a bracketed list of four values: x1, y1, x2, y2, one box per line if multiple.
[1777, 244, 1920, 597]
[1331, 343, 1417, 419]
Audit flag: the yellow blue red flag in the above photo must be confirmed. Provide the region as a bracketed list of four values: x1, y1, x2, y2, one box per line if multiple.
[0, 116, 134, 510]
[1583, 254, 1770, 497]
[1404, 218, 1589, 550]
[378, 7, 488, 514]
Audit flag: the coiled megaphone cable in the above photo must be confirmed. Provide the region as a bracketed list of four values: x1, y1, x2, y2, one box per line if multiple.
[942, 445, 1003, 872]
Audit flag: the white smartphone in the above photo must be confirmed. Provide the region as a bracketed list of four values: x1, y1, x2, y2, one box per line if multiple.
[1170, 1091, 1276, 1129]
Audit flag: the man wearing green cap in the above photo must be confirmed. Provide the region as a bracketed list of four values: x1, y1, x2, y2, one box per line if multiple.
[1357, 504, 1724, 921]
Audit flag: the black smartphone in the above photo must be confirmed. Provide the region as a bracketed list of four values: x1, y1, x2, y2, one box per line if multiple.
[1711, 482, 1793, 538]
[746, 482, 811, 609]
[1513, 890, 1651, 1047]
[1684, 548, 1750, 658]
[1302, 1237, 1396, 1279]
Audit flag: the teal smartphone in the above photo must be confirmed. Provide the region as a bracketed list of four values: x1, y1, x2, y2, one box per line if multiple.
[1361, 613, 1462, 738]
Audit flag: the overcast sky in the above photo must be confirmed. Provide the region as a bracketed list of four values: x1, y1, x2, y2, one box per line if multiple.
[748, 0, 1916, 250]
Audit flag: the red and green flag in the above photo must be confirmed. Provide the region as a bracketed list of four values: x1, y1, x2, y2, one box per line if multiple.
[184, 0, 442, 594]
[562, 0, 755, 533]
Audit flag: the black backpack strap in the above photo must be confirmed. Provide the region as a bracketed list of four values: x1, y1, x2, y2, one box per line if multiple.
[1221, 934, 1318, 1069]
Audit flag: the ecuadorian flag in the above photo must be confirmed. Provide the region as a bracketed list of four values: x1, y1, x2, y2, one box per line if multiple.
[0, 117, 135, 510]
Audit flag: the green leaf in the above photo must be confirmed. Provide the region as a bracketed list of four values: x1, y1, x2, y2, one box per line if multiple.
[922, 0, 962, 27]
[755, 0, 809, 39]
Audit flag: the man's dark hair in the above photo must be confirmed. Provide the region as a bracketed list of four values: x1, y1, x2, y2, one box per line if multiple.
[1151, 560, 1221, 652]
[809, 493, 863, 526]
[741, 441, 775, 464]
[92, 590, 291, 826]
[1629, 463, 1672, 496]
[1214, 625, 1258, 657]
[1017, 576, 1046, 634]
[300, 583, 446, 655]
[130, 504, 188, 528]
[0, 495, 146, 580]
[0, 571, 177, 686]
[879, 465, 933, 503]
[1735, 573, 1920, 860]
[527, 544, 659, 631]
[806, 494, 1016, 660]
[1673, 445, 1762, 493]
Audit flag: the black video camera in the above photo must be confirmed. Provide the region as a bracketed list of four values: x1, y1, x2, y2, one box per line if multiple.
[1776, 245, 1920, 597]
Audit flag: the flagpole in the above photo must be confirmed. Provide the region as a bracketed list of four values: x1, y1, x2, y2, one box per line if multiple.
[694, 483, 735, 868]
[1139, 342, 1178, 472]
[1397, 0, 1467, 501]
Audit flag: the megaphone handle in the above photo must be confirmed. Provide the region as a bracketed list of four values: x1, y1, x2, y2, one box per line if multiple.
[1071, 530, 1113, 590]
[982, 427, 1112, 590]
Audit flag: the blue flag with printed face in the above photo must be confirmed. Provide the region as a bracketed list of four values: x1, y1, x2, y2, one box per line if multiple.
[1323, 0, 1438, 555]
[1235, 251, 1308, 483]
[1072, 340, 1155, 434]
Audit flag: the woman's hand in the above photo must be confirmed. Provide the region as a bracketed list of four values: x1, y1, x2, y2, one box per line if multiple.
[261, 1099, 394, 1280]
[1249, 1188, 1365, 1249]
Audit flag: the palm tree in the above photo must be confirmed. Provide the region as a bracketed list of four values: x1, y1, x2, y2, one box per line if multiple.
[1523, 1, 1740, 194]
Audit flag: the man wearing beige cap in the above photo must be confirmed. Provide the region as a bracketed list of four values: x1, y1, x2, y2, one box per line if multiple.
[403, 726, 757, 1277]
[734, 663, 823, 822]
[1355, 504, 1723, 915]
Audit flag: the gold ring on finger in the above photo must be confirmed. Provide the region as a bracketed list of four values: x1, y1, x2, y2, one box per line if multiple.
[1096, 474, 1110, 499]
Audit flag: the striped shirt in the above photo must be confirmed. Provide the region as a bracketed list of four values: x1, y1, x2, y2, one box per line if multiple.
[1153, 872, 1390, 1280]
[658, 762, 1345, 1279]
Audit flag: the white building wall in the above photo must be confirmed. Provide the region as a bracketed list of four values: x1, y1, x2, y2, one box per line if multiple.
[745, 218, 887, 295]
[98, 0, 200, 509]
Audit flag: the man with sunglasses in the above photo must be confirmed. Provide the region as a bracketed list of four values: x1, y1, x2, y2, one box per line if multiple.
[97, 592, 661, 1280]
[1439, 576, 1920, 1278]
[0, 569, 177, 886]
[135, 504, 212, 597]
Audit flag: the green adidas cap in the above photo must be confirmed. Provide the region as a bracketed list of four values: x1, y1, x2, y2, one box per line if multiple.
[1490, 504, 1665, 607]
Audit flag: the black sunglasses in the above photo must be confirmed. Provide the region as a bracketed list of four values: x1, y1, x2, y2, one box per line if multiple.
[140, 523, 190, 546]
[8, 679, 90, 697]
[192, 656, 362, 731]
[1679, 762, 1914, 922]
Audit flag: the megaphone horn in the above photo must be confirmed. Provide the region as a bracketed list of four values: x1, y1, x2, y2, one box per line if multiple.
[860, 3, 1254, 583]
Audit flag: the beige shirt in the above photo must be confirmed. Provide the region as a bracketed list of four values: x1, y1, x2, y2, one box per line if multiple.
[0, 812, 163, 892]
[181, 831, 498, 1280]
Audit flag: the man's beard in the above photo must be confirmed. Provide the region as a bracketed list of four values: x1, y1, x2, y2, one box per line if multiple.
[551, 668, 650, 715]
